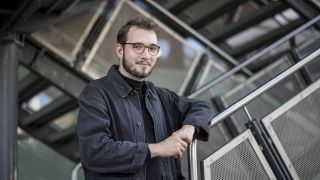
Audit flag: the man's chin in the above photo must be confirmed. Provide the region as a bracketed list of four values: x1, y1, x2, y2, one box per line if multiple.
[136, 72, 149, 79]
[135, 70, 151, 79]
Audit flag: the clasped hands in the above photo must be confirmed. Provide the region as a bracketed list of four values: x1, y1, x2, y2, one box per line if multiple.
[148, 125, 195, 158]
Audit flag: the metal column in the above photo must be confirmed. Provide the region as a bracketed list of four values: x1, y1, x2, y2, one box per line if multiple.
[0, 34, 19, 180]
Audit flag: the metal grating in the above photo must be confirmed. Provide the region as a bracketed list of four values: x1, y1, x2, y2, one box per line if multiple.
[201, 130, 276, 180]
[263, 78, 320, 180]
[220, 55, 305, 133]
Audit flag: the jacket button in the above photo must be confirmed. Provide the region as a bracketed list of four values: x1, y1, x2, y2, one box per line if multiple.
[137, 122, 143, 127]
[129, 91, 134, 96]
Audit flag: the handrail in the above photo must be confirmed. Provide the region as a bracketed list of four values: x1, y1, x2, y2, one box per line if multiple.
[71, 50, 320, 180]
[187, 139, 198, 180]
[210, 48, 320, 127]
[188, 15, 320, 98]
[71, 162, 82, 180]
[188, 48, 320, 180]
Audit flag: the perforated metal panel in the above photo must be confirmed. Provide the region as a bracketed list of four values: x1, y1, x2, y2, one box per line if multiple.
[221, 55, 305, 133]
[201, 130, 276, 180]
[263, 78, 320, 180]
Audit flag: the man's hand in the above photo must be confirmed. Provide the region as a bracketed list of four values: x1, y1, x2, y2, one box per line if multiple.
[148, 133, 188, 158]
[172, 125, 195, 145]
[148, 125, 196, 158]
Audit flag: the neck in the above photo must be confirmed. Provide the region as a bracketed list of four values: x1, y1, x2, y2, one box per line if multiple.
[118, 68, 144, 93]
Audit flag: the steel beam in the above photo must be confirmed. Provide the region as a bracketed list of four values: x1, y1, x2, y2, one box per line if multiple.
[187, 0, 249, 29]
[0, 34, 19, 180]
[228, 19, 305, 57]
[21, 39, 88, 99]
[183, 53, 208, 96]
[20, 95, 77, 126]
[2, 0, 42, 32]
[284, 0, 320, 29]
[165, 0, 197, 14]
[209, 1, 287, 42]
[18, 75, 50, 104]
[47, 126, 75, 143]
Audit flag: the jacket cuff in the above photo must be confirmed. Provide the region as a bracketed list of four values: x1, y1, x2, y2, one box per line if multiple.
[182, 121, 210, 141]
[131, 142, 149, 169]
[146, 148, 151, 161]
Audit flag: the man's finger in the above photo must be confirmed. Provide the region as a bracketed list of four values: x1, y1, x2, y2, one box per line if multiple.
[179, 134, 192, 144]
[179, 139, 188, 149]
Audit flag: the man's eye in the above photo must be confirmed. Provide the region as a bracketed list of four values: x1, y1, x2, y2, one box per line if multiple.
[133, 44, 143, 49]
[149, 46, 158, 51]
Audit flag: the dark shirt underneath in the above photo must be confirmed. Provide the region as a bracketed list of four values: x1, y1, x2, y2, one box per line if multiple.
[120, 73, 161, 180]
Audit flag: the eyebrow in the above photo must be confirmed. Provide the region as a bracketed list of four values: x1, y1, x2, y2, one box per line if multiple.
[133, 42, 159, 46]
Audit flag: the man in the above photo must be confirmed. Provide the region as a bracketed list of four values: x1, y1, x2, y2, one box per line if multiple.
[76, 17, 214, 180]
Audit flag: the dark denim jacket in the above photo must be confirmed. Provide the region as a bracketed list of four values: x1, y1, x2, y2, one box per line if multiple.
[76, 65, 214, 180]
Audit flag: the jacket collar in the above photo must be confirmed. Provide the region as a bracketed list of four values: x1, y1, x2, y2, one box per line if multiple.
[107, 65, 156, 98]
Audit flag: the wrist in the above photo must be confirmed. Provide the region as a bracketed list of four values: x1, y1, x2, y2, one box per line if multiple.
[183, 124, 195, 134]
[148, 143, 159, 158]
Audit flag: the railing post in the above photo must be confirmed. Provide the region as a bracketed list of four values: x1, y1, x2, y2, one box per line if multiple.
[188, 139, 198, 180]
[187, 48, 320, 180]
[71, 163, 82, 180]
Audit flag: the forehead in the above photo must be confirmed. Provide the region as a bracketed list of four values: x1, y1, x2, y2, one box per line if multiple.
[126, 26, 158, 45]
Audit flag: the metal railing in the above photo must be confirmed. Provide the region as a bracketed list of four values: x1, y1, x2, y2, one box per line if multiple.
[186, 15, 320, 180]
[71, 162, 82, 180]
[70, 8, 320, 180]
[187, 48, 320, 180]
[188, 15, 320, 98]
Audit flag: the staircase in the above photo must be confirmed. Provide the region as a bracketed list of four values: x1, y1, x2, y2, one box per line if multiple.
[1, 0, 319, 179]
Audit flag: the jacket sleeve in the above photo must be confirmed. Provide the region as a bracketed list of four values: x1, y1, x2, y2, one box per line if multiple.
[161, 88, 215, 141]
[76, 84, 149, 174]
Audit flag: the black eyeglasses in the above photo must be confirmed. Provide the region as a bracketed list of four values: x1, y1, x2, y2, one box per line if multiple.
[122, 42, 160, 56]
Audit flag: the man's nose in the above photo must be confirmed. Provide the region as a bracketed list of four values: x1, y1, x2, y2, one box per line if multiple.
[141, 48, 151, 59]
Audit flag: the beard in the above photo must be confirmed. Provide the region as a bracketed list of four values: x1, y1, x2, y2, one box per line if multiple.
[122, 53, 154, 79]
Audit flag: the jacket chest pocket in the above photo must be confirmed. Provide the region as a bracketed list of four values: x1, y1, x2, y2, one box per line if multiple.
[109, 96, 144, 142]
[145, 96, 168, 142]
[118, 95, 145, 142]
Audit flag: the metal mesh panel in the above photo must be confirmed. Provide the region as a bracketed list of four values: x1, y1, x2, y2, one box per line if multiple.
[209, 140, 269, 180]
[221, 55, 304, 133]
[263, 79, 320, 180]
[181, 123, 231, 179]
[202, 130, 276, 180]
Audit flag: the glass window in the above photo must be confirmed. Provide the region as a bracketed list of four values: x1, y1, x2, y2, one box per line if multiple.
[21, 86, 64, 114]
[81, 0, 200, 94]
[31, 1, 106, 63]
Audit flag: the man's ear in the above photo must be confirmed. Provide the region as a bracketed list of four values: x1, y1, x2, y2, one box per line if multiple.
[115, 44, 123, 59]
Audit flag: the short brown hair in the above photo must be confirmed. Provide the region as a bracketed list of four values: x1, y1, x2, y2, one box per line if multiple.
[117, 17, 159, 44]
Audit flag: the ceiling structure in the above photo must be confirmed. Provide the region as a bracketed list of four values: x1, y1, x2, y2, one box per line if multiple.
[1, 0, 319, 162]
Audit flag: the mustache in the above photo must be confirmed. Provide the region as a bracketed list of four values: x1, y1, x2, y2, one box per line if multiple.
[136, 60, 151, 66]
